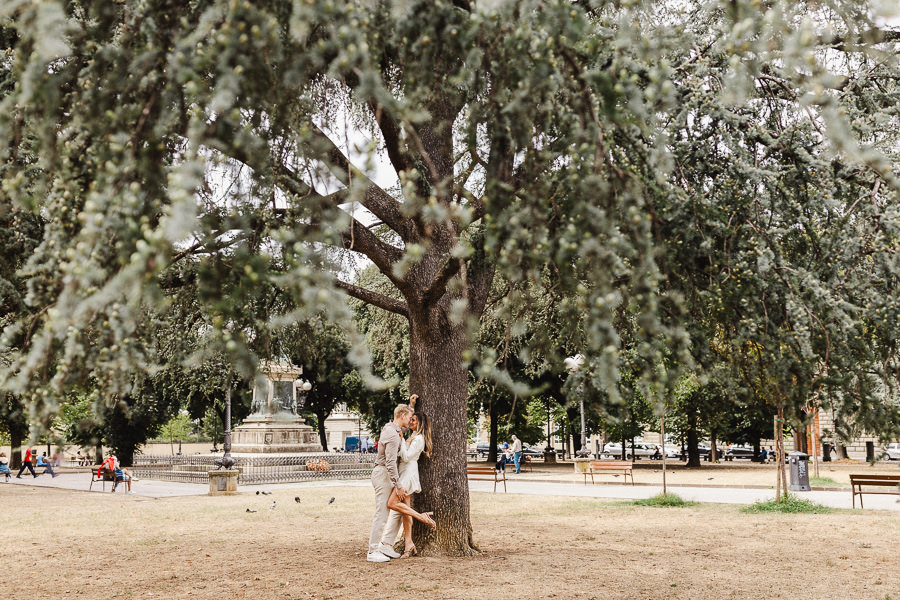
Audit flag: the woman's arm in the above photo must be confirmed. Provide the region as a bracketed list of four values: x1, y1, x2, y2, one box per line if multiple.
[405, 435, 425, 460]
[399, 434, 418, 461]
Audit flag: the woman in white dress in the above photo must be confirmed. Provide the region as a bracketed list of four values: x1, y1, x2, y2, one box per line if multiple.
[385, 396, 435, 557]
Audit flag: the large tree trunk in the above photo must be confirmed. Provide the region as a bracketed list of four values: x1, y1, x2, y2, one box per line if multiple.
[407, 306, 478, 556]
[10, 426, 25, 470]
[685, 408, 701, 468]
[488, 398, 499, 464]
[314, 409, 329, 452]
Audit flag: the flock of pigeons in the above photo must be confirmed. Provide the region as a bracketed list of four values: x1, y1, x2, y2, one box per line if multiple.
[245, 491, 335, 512]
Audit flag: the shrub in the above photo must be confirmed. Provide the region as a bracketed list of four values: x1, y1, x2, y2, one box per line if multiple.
[742, 493, 833, 514]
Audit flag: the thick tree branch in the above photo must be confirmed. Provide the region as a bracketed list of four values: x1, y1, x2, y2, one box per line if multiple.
[340, 218, 404, 285]
[422, 256, 463, 307]
[369, 100, 415, 175]
[335, 280, 409, 318]
[308, 123, 412, 239]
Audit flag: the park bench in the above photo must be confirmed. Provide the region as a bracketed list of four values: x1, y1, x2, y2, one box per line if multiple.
[89, 467, 127, 493]
[583, 460, 634, 485]
[467, 465, 506, 493]
[849, 473, 900, 508]
[516, 455, 533, 472]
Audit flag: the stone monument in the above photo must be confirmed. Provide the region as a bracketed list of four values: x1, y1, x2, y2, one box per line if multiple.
[231, 360, 321, 453]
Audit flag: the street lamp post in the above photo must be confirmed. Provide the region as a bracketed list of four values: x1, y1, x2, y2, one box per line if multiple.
[565, 354, 590, 458]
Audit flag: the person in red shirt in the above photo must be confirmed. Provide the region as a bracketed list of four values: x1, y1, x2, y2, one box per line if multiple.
[98, 455, 135, 493]
[16, 447, 37, 479]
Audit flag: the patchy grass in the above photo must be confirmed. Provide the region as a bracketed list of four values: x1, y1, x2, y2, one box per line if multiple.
[633, 492, 698, 507]
[809, 476, 842, 487]
[741, 493, 834, 514]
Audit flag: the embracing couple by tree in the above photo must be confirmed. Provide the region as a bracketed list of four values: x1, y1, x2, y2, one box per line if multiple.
[367, 395, 436, 562]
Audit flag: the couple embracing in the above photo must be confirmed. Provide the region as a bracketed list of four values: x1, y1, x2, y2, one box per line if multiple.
[367, 395, 436, 562]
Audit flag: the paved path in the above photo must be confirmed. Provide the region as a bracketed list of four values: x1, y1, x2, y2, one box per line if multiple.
[468, 480, 900, 510]
[4, 471, 898, 511]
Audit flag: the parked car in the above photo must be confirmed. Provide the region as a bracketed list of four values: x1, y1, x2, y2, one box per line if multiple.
[601, 442, 625, 458]
[662, 444, 682, 460]
[884, 443, 900, 460]
[475, 442, 498, 458]
[601, 442, 657, 460]
[723, 445, 756, 461]
[522, 444, 547, 457]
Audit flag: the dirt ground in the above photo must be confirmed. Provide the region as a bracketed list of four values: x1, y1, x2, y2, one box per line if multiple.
[2, 479, 899, 600]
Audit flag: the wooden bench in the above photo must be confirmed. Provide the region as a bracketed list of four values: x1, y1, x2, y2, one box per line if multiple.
[584, 460, 634, 485]
[467, 466, 506, 493]
[506, 454, 532, 473]
[849, 474, 900, 508]
[90, 467, 127, 493]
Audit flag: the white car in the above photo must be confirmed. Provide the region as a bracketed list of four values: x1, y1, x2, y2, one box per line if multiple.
[884, 443, 900, 460]
[602, 442, 657, 460]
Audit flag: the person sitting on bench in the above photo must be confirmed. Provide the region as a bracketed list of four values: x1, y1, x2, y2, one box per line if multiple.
[97, 456, 136, 493]
[0, 452, 11, 481]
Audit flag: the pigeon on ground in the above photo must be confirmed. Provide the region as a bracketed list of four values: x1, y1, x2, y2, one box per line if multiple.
[294, 496, 301, 503]
[269, 501, 277, 510]
[246, 508, 257, 513]
[256, 491, 260, 495]
[329, 497, 335, 504]
[707, 477, 714, 480]
[612, 474, 620, 478]
[261, 491, 272, 495]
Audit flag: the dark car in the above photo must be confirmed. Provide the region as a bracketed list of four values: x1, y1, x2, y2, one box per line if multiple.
[522, 444, 548, 457]
[475, 442, 496, 458]
[724, 445, 756, 461]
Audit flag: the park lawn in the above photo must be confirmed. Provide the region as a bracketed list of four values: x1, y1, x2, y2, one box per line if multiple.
[1, 484, 897, 600]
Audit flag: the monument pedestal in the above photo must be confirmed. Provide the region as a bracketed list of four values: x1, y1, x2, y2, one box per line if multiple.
[208, 469, 240, 495]
[231, 416, 321, 453]
[574, 457, 592, 473]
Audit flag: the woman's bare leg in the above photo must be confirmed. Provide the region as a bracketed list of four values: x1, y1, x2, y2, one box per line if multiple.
[386, 489, 436, 529]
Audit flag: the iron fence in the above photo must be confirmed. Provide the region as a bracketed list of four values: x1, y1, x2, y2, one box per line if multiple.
[132, 453, 376, 485]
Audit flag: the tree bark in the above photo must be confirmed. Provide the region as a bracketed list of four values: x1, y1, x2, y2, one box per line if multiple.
[315, 409, 330, 452]
[406, 304, 478, 556]
[685, 408, 701, 468]
[10, 427, 25, 470]
[488, 398, 499, 464]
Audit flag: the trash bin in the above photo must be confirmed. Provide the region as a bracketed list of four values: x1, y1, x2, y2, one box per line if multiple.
[821, 442, 832, 462]
[866, 441, 875, 462]
[788, 452, 811, 491]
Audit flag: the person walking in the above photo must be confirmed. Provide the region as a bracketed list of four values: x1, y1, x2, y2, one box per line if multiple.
[36, 453, 59, 477]
[511, 435, 523, 474]
[16, 447, 37, 479]
[367, 402, 413, 563]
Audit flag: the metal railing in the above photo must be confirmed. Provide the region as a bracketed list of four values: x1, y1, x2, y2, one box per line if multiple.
[132, 453, 376, 485]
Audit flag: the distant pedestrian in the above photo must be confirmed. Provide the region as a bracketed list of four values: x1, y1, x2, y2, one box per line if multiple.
[759, 448, 768, 462]
[16, 448, 37, 479]
[496, 443, 509, 472]
[0, 452, 11, 481]
[511, 435, 523, 473]
[36, 453, 58, 478]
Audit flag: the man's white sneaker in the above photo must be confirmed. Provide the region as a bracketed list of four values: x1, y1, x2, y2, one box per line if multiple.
[366, 551, 390, 563]
[378, 544, 401, 559]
